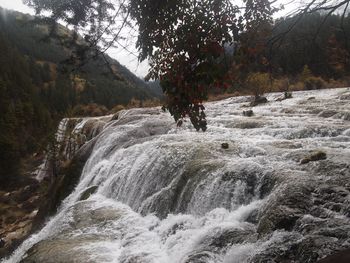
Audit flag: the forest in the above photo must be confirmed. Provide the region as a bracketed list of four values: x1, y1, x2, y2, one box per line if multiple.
[0, 8, 159, 186]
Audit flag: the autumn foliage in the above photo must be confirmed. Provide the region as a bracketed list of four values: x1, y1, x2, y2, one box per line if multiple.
[138, 0, 240, 131]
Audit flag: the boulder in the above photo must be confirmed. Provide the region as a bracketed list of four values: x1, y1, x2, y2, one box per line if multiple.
[317, 248, 350, 263]
[250, 96, 268, 107]
[243, 110, 254, 117]
[339, 93, 350, 100]
[221, 143, 229, 149]
[79, 186, 98, 201]
[300, 151, 327, 164]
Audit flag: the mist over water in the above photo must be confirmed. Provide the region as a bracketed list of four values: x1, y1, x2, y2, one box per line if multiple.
[4, 88, 350, 263]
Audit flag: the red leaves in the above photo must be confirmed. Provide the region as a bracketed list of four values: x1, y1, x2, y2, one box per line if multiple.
[142, 0, 241, 131]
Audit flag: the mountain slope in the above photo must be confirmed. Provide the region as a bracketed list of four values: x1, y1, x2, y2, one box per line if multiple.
[0, 7, 157, 186]
[0, 7, 157, 106]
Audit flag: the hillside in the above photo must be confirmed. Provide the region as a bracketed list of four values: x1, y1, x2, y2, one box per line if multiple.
[0, 8, 157, 105]
[0, 7, 158, 187]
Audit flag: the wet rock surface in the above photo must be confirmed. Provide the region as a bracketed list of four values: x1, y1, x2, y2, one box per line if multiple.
[250, 96, 268, 107]
[3, 88, 350, 263]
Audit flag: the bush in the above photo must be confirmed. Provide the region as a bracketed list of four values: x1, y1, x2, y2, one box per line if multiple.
[71, 103, 108, 117]
[271, 77, 290, 93]
[127, 98, 142, 108]
[289, 82, 305, 91]
[246, 72, 270, 97]
[300, 65, 312, 82]
[141, 99, 161, 108]
[304, 76, 327, 90]
[109, 104, 125, 114]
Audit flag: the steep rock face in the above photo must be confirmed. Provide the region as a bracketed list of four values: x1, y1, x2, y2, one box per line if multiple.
[2, 88, 350, 263]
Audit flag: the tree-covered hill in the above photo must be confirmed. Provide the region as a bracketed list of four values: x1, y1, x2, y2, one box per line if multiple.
[0, 8, 158, 106]
[0, 7, 157, 186]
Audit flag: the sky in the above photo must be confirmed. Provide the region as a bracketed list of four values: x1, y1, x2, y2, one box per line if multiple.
[0, 0, 300, 78]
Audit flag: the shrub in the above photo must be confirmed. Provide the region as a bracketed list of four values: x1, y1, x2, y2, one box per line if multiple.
[141, 99, 162, 108]
[71, 103, 108, 117]
[300, 65, 312, 82]
[271, 77, 290, 93]
[109, 104, 125, 114]
[246, 72, 270, 97]
[304, 76, 327, 90]
[127, 98, 142, 108]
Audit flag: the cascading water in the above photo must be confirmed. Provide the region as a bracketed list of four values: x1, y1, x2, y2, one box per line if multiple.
[3, 88, 350, 263]
[35, 116, 111, 181]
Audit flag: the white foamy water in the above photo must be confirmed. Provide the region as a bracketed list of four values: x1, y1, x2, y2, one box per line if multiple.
[3, 88, 350, 263]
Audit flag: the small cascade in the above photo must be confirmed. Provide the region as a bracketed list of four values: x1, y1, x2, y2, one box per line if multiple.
[3, 88, 350, 263]
[35, 116, 113, 181]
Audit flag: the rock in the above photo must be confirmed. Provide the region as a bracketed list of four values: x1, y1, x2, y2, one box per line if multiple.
[250, 96, 268, 107]
[285, 91, 293, 99]
[221, 143, 229, 149]
[184, 226, 257, 263]
[205, 227, 257, 248]
[273, 141, 303, 149]
[234, 120, 266, 129]
[257, 184, 314, 236]
[243, 110, 254, 117]
[300, 151, 327, 164]
[79, 186, 98, 201]
[294, 235, 342, 262]
[246, 208, 259, 224]
[318, 110, 337, 118]
[258, 206, 302, 234]
[342, 112, 350, 121]
[250, 232, 303, 263]
[276, 92, 293, 101]
[111, 113, 119, 120]
[339, 93, 350, 100]
[0, 193, 11, 204]
[258, 172, 278, 198]
[317, 248, 350, 263]
[21, 201, 36, 212]
[20, 237, 106, 263]
[0, 238, 5, 248]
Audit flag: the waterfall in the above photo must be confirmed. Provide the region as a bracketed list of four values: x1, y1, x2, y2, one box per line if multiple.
[3, 88, 350, 263]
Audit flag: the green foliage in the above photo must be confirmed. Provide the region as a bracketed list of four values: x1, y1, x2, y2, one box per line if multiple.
[0, 8, 155, 110]
[141, 0, 239, 131]
[0, 36, 51, 183]
[0, 8, 157, 186]
[300, 65, 312, 82]
[0, 81, 20, 183]
[298, 64, 326, 90]
[271, 12, 350, 78]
